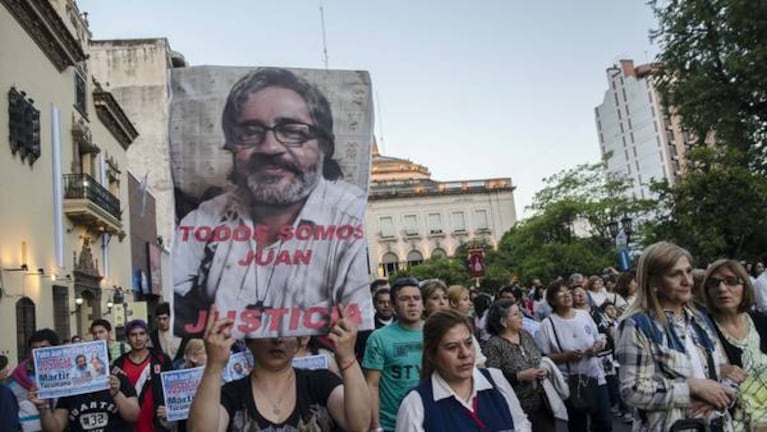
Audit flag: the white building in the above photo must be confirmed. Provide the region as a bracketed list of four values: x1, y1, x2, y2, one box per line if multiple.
[594, 59, 690, 200]
[366, 145, 517, 277]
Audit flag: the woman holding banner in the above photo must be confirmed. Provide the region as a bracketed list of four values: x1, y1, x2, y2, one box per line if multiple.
[188, 305, 370, 432]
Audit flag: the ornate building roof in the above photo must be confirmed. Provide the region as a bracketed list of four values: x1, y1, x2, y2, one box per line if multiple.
[369, 143, 514, 200]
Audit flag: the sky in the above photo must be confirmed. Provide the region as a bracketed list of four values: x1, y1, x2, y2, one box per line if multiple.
[76, 0, 659, 218]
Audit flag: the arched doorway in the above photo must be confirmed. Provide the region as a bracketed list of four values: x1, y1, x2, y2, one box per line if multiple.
[431, 248, 447, 260]
[407, 250, 424, 268]
[16, 297, 36, 363]
[380, 252, 400, 277]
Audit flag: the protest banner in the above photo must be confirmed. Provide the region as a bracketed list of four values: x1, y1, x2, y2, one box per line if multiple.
[33, 340, 109, 399]
[169, 66, 375, 339]
[161, 367, 204, 422]
[292, 354, 329, 370]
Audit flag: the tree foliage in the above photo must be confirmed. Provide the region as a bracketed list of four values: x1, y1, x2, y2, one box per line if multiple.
[642, 0, 767, 262]
[496, 159, 652, 283]
[645, 147, 767, 264]
[649, 0, 767, 172]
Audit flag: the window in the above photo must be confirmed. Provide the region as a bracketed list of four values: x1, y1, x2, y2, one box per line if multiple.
[452, 211, 466, 232]
[404, 215, 418, 236]
[380, 216, 394, 238]
[407, 250, 424, 268]
[427, 213, 443, 234]
[431, 248, 447, 259]
[52, 286, 70, 341]
[475, 209, 489, 231]
[8, 87, 41, 166]
[381, 252, 399, 277]
[16, 298, 36, 363]
[75, 73, 87, 116]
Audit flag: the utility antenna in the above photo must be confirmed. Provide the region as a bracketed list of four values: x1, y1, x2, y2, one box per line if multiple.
[375, 90, 385, 154]
[319, 0, 329, 69]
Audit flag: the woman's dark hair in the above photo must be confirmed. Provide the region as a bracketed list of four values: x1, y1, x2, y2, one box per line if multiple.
[615, 271, 636, 299]
[421, 309, 474, 380]
[485, 299, 516, 336]
[545, 279, 569, 311]
[473, 293, 493, 319]
[495, 285, 516, 300]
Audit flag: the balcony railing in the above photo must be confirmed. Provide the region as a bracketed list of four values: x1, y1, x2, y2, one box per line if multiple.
[64, 173, 121, 221]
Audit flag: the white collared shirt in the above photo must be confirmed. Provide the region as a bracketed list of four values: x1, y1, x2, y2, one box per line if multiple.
[395, 368, 532, 432]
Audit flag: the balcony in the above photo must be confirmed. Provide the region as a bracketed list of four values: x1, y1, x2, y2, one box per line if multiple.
[63, 173, 122, 233]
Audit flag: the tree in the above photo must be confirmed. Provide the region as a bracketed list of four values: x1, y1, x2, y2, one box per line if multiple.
[644, 147, 767, 264]
[643, 0, 767, 262]
[649, 0, 767, 172]
[495, 159, 652, 283]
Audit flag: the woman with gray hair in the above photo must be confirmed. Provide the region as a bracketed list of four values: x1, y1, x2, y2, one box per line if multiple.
[702, 259, 767, 431]
[483, 299, 553, 432]
[616, 241, 735, 431]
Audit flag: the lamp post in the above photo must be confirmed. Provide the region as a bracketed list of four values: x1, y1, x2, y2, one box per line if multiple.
[608, 215, 633, 271]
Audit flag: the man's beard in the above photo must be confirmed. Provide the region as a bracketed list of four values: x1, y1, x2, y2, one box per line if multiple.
[232, 154, 322, 206]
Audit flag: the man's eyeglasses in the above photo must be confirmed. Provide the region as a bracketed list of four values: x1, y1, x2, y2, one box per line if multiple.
[227, 121, 327, 149]
[704, 276, 743, 290]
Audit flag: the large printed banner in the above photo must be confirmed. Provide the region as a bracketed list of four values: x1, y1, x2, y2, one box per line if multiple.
[169, 66, 374, 339]
[33, 341, 110, 399]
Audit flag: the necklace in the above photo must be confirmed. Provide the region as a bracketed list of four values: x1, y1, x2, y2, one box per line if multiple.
[252, 370, 295, 417]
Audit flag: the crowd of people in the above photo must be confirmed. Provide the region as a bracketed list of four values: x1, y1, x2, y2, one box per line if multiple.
[0, 242, 765, 432]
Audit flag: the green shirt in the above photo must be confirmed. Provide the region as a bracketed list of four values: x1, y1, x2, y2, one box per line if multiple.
[362, 322, 423, 431]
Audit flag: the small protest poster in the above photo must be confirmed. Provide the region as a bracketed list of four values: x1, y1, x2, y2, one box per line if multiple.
[161, 367, 204, 422]
[169, 66, 375, 339]
[33, 340, 110, 399]
[223, 351, 254, 382]
[292, 354, 328, 370]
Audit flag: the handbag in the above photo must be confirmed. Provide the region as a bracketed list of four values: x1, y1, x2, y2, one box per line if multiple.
[547, 316, 599, 411]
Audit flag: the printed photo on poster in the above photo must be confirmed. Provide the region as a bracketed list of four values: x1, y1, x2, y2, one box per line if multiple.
[292, 353, 329, 371]
[169, 66, 374, 339]
[33, 340, 110, 399]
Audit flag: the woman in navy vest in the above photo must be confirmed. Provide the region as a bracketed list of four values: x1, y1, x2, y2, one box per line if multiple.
[395, 309, 531, 432]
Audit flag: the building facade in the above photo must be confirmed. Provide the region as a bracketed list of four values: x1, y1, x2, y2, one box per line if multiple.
[594, 59, 691, 200]
[0, 0, 137, 361]
[88, 38, 184, 252]
[366, 145, 517, 277]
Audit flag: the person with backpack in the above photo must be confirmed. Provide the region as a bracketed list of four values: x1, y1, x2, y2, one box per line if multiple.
[616, 242, 735, 431]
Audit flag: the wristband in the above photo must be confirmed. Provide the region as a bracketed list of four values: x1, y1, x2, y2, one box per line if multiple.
[340, 358, 357, 372]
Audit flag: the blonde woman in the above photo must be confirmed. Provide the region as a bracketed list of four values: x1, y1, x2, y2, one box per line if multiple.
[446, 284, 486, 366]
[616, 242, 735, 431]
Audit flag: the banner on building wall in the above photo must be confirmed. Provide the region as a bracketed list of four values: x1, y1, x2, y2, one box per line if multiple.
[33, 341, 110, 399]
[168, 66, 374, 339]
[147, 242, 164, 296]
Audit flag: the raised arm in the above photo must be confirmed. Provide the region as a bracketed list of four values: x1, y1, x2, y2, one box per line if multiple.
[188, 308, 235, 432]
[327, 304, 371, 432]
